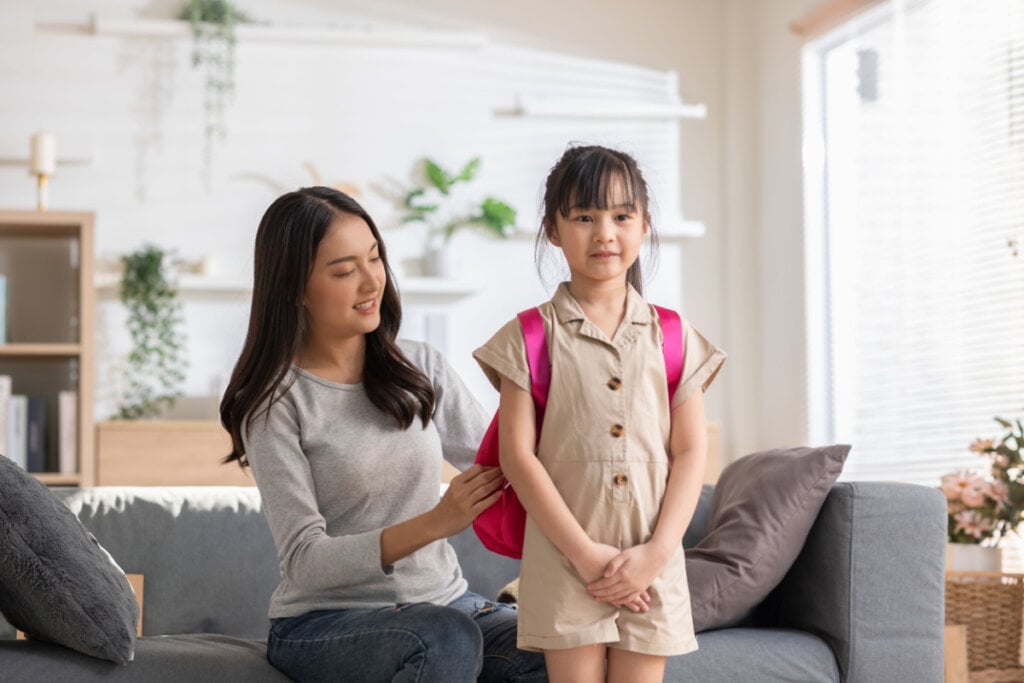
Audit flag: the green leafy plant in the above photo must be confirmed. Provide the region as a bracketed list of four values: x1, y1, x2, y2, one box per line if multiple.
[117, 245, 188, 420]
[180, 0, 250, 178]
[402, 157, 517, 242]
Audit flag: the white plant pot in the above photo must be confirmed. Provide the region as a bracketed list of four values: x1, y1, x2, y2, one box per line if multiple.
[423, 244, 455, 278]
[946, 542, 1002, 572]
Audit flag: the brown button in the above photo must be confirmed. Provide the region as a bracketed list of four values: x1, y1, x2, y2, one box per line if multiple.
[607, 377, 622, 390]
[610, 424, 624, 438]
[613, 473, 628, 487]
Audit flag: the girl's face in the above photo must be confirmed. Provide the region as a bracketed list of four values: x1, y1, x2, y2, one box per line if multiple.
[548, 175, 648, 288]
[303, 212, 386, 343]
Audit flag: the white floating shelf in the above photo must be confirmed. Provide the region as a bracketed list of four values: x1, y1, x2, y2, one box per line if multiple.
[496, 98, 707, 121]
[37, 16, 487, 49]
[95, 272, 478, 305]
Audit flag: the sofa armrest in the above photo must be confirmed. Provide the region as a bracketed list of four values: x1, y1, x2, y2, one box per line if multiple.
[757, 482, 946, 683]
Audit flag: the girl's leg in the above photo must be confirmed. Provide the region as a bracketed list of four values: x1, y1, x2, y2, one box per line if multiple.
[267, 603, 482, 683]
[544, 643, 605, 683]
[446, 591, 548, 682]
[606, 648, 666, 683]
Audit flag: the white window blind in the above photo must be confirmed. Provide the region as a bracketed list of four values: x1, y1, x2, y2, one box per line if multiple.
[804, 0, 1024, 485]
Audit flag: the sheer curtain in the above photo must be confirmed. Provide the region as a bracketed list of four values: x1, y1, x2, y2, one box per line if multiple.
[803, 0, 1024, 566]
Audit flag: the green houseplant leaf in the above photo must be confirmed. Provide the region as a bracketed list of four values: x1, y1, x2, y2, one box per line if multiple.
[117, 245, 188, 420]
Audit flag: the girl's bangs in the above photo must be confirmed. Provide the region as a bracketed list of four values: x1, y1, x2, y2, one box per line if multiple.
[559, 157, 638, 216]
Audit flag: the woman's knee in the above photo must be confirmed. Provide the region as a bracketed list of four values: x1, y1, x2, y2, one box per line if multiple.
[402, 603, 483, 655]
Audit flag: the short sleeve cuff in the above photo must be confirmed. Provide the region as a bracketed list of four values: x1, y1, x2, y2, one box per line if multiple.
[672, 348, 727, 409]
[473, 347, 532, 394]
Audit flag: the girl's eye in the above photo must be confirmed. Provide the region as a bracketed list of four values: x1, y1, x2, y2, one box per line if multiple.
[616, 214, 632, 221]
[575, 215, 593, 222]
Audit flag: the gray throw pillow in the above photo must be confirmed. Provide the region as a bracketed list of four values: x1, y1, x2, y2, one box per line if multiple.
[0, 456, 138, 664]
[686, 444, 850, 632]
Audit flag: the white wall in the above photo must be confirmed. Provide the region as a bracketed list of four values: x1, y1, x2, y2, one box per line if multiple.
[1, 0, 824, 463]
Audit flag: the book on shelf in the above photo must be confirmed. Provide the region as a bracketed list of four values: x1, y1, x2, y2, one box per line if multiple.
[8, 394, 27, 469]
[0, 374, 9, 458]
[58, 390, 77, 474]
[0, 273, 7, 344]
[26, 395, 46, 473]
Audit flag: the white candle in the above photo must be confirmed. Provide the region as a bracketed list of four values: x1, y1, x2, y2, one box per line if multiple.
[30, 132, 56, 176]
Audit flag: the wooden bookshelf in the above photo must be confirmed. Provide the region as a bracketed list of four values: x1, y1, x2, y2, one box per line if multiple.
[0, 210, 95, 485]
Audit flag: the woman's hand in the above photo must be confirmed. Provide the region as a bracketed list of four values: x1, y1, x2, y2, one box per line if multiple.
[431, 464, 504, 538]
[574, 542, 651, 613]
[586, 543, 669, 607]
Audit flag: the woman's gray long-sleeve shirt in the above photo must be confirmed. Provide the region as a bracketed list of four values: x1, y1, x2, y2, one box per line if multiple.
[242, 340, 489, 618]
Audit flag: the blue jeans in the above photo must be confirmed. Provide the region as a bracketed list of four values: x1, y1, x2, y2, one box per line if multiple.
[267, 591, 547, 682]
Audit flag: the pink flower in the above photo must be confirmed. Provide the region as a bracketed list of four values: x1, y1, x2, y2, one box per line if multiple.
[961, 477, 990, 507]
[988, 480, 1010, 511]
[970, 439, 995, 453]
[954, 510, 995, 539]
[941, 471, 971, 501]
[942, 470, 989, 504]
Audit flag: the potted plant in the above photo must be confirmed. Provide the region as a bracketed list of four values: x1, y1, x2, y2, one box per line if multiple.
[116, 244, 188, 420]
[940, 416, 1024, 570]
[401, 157, 517, 276]
[180, 0, 251, 180]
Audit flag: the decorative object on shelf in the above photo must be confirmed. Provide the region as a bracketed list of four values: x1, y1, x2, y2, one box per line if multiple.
[29, 132, 56, 211]
[399, 157, 517, 276]
[232, 161, 361, 198]
[117, 244, 187, 420]
[946, 543, 1002, 572]
[180, 0, 251, 180]
[939, 416, 1024, 549]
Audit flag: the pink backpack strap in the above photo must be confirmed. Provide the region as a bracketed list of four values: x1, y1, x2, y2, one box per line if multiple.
[517, 307, 550, 421]
[653, 305, 684, 404]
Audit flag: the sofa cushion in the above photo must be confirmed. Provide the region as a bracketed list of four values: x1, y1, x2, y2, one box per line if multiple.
[666, 627, 840, 682]
[0, 634, 291, 682]
[0, 457, 138, 664]
[686, 445, 850, 631]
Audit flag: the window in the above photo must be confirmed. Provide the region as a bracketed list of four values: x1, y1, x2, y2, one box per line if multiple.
[803, 0, 1024, 484]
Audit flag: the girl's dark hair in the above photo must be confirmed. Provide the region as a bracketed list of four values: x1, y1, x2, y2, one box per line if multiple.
[219, 186, 435, 468]
[537, 144, 658, 295]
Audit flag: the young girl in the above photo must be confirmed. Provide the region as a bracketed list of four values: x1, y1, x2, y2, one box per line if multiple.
[219, 187, 547, 682]
[473, 145, 726, 682]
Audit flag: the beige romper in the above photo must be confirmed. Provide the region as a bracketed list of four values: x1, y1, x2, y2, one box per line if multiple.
[473, 283, 727, 656]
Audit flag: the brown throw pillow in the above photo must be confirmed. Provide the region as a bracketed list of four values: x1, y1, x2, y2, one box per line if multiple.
[686, 444, 850, 632]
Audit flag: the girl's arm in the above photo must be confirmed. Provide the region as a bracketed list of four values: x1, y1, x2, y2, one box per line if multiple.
[498, 378, 628, 584]
[587, 389, 708, 604]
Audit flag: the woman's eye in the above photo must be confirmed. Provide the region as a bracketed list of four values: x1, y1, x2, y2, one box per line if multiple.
[335, 270, 356, 278]
[370, 256, 382, 263]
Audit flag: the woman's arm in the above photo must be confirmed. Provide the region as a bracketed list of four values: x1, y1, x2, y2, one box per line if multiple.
[587, 389, 708, 604]
[380, 464, 503, 566]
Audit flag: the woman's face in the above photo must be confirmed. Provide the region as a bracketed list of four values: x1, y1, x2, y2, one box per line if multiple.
[303, 212, 387, 343]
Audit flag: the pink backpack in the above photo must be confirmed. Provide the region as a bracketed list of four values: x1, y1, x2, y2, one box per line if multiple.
[472, 305, 685, 559]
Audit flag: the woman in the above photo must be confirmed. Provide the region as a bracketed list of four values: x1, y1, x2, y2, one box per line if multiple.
[220, 186, 547, 682]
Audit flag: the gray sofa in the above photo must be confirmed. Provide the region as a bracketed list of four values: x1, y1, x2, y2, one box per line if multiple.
[0, 482, 946, 682]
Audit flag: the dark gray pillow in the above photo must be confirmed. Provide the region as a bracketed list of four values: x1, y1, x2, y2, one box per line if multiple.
[686, 444, 850, 632]
[0, 456, 138, 664]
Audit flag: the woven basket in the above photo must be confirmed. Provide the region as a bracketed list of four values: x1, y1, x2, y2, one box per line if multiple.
[946, 571, 1024, 673]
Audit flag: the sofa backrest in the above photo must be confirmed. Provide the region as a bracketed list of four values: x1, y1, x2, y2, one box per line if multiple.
[49, 484, 719, 639]
[56, 487, 279, 639]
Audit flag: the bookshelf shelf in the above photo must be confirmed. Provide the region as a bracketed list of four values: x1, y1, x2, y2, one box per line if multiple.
[0, 343, 82, 357]
[0, 210, 94, 486]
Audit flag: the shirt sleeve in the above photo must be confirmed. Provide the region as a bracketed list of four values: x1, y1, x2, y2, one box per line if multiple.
[400, 340, 489, 471]
[472, 317, 532, 395]
[670, 319, 728, 410]
[243, 392, 393, 591]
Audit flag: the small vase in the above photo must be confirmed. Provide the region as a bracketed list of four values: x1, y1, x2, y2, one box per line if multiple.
[423, 243, 455, 278]
[946, 542, 1002, 572]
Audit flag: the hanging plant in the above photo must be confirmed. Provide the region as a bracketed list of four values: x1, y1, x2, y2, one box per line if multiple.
[117, 245, 188, 420]
[180, 0, 250, 181]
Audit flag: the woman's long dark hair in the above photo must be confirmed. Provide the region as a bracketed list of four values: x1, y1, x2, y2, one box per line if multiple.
[537, 144, 659, 296]
[220, 186, 435, 467]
